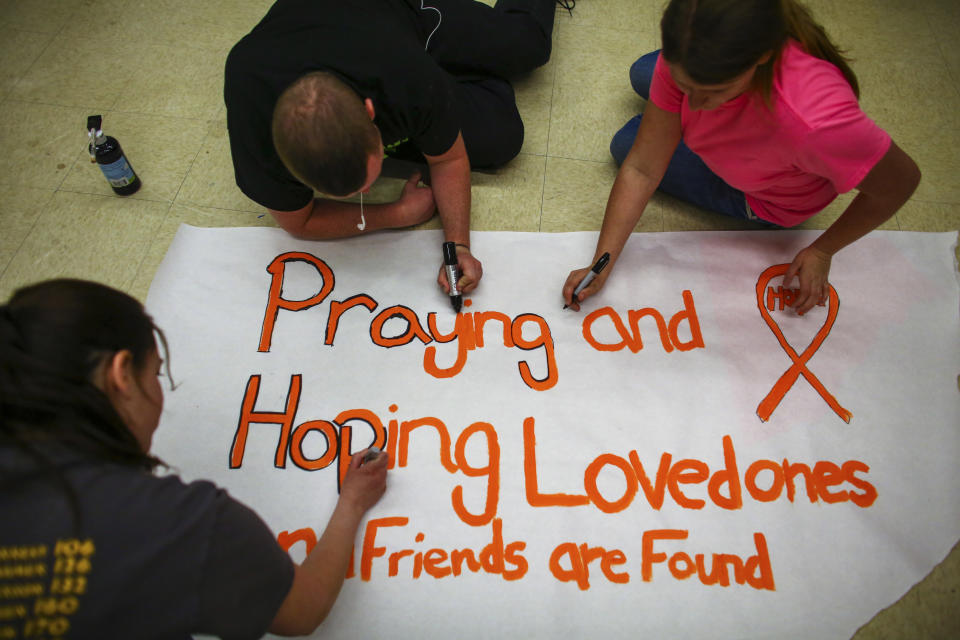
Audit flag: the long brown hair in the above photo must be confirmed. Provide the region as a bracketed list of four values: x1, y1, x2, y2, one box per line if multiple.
[1, 280, 170, 530]
[661, 0, 859, 104]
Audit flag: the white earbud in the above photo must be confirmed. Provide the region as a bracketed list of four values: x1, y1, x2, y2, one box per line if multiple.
[357, 191, 366, 231]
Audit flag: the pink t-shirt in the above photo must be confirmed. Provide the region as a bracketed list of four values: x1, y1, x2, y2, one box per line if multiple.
[649, 40, 891, 226]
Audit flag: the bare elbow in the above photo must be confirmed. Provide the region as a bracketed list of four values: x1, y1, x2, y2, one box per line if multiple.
[890, 142, 922, 200]
[907, 158, 922, 195]
[271, 603, 334, 637]
[268, 208, 312, 239]
[285, 617, 325, 637]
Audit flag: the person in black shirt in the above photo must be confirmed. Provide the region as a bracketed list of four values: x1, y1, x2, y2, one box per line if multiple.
[225, 0, 566, 295]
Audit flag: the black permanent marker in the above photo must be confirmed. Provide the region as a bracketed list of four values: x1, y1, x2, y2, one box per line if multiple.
[442, 241, 462, 312]
[565, 252, 610, 309]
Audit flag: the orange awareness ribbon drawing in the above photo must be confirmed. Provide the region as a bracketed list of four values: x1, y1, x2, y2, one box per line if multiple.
[755, 264, 852, 423]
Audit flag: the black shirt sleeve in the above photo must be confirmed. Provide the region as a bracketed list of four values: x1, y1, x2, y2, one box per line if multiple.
[225, 47, 315, 212]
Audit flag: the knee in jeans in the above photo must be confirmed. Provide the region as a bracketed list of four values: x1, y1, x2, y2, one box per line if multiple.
[610, 115, 643, 166]
[629, 50, 661, 98]
[609, 134, 629, 166]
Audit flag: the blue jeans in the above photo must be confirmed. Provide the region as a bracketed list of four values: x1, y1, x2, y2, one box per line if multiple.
[610, 51, 772, 224]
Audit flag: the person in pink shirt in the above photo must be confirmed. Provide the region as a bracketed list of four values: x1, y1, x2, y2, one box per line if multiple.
[563, 0, 920, 315]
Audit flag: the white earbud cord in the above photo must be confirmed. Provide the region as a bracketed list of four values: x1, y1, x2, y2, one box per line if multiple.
[360, 2, 436, 233]
[421, 1, 442, 51]
[357, 190, 366, 230]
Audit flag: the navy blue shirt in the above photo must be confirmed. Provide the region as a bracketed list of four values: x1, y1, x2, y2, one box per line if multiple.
[0, 445, 294, 639]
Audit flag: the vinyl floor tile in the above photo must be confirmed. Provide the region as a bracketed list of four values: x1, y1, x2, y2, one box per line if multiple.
[826, 0, 936, 45]
[0, 101, 89, 190]
[549, 23, 654, 163]
[541, 156, 635, 232]
[925, 0, 960, 86]
[469, 152, 546, 232]
[0, 27, 53, 103]
[172, 0, 276, 52]
[896, 199, 960, 232]
[113, 44, 228, 121]
[9, 33, 137, 110]
[0, 185, 54, 275]
[0, 0, 84, 33]
[894, 121, 960, 205]
[854, 46, 956, 137]
[558, 0, 661, 34]
[60, 0, 187, 51]
[0, 191, 169, 300]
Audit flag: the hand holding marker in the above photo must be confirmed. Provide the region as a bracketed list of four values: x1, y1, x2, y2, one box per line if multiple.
[564, 252, 610, 309]
[443, 241, 463, 312]
[362, 447, 382, 464]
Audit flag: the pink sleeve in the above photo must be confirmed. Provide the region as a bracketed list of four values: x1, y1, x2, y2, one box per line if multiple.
[792, 88, 891, 194]
[649, 54, 684, 113]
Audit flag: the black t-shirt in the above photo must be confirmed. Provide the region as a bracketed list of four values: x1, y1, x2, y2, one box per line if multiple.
[225, 0, 460, 211]
[0, 446, 294, 640]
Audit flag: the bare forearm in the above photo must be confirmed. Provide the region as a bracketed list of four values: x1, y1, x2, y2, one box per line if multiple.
[271, 501, 364, 635]
[270, 450, 388, 637]
[812, 192, 908, 257]
[812, 140, 920, 257]
[595, 163, 659, 268]
[593, 102, 680, 271]
[429, 156, 472, 246]
[300, 501, 364, 618]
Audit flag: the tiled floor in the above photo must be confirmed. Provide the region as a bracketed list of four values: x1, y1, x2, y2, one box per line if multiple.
[1, 0, 958, 637]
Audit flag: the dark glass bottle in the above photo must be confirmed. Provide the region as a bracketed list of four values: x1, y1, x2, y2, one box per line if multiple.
[87, 115, 141, 196]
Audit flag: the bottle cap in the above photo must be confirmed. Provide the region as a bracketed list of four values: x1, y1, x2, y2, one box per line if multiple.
[86, 115, 103, 162]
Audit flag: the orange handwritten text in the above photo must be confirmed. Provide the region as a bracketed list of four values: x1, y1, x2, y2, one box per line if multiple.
[756, 264, 852, 423]
[642, 530, 775, 590]
[229, 377, 500, 525]
[277, 523, 776, 591]
[257, 252, 557, 390]
[549, 542, 629, 590]
[581, 290, 704, 353]
[523, 417, 877, 513]
[276, 517, 529, 582]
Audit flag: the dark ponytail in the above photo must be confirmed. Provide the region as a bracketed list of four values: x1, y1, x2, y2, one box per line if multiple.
[0, 279, 167, 471]
[661, 0, 859, 105]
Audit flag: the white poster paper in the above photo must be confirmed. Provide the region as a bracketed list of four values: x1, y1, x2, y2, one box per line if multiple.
[146, 226, 960, 639]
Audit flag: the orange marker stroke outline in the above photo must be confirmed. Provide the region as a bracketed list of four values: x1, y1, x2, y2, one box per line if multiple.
[755, 264, 852, 423]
